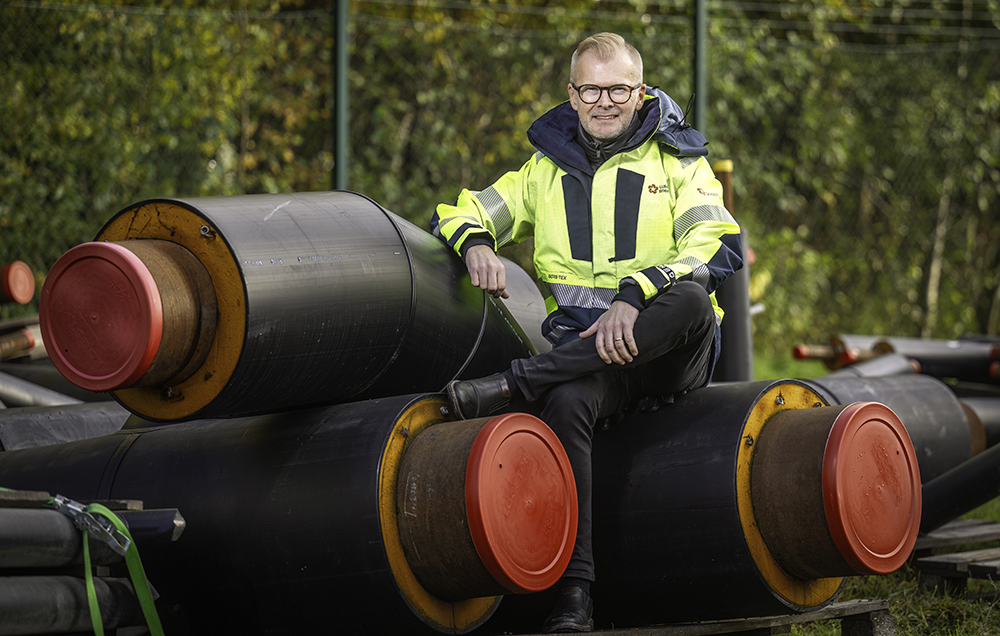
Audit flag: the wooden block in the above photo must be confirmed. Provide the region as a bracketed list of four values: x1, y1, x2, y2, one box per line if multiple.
[915, 519, 1000, 551]
[842, 609, 896, 636]
[967, 556, 1000, 580]
[568, 600, 890, 635]
[0, 489, 52, 508]
[917, 547, 1000, 576]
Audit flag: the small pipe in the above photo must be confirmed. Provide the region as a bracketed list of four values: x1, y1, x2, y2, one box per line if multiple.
[0, 576, 143, 634]
[0, 371, 82, 408]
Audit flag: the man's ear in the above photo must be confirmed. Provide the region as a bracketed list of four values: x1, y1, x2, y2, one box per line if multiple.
[568, 83, 579, 111]
[634, 84, 647, 111]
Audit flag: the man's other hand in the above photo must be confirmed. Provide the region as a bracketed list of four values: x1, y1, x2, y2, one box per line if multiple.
[580, 300, 640, 365]
[465, 244, 509, 299]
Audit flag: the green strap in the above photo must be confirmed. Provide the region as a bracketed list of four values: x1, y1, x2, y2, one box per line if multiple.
[82, 527, 104, 636]
[85, 503, 166, 636]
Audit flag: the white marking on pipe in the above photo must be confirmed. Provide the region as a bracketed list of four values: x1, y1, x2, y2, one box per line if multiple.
[263, 200, 291, 221]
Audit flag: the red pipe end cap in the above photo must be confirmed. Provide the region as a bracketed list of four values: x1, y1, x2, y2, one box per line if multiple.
[823, 402, 922, 575]
[39, 242, 163, 391]
[465, 413, 578, 594]
[3, 261, 35, 304]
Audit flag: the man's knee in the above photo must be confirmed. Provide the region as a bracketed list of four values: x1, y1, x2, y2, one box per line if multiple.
[646, 282, 715, 335]
[668, 281, 713, 316]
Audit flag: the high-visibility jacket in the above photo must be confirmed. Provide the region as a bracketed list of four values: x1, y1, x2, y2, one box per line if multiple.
[431, 87, 743, 347]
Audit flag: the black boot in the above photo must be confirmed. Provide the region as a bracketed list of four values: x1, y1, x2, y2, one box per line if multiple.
[445, 372, 512, 420]
[543, 586, 594, 633]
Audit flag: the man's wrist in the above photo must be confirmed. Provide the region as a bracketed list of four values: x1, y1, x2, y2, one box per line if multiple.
[613, 283, 646, 311]
[460, 238, 495, 260]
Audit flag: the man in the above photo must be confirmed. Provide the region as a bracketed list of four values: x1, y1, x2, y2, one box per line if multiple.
[431, 33, 742, 633]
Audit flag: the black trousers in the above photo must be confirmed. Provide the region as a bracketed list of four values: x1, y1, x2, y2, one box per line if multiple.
[509, 281, 718, 582]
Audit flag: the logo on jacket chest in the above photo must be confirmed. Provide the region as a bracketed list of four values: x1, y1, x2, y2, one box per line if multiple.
[647, 183, 668, 194]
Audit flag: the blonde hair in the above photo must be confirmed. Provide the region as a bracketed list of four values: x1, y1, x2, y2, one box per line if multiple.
[570, 33, 643, 84]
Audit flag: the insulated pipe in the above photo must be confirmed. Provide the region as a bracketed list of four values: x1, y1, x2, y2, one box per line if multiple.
[0, 394, 577, 635]
[39, 192, 535, 422]
[0, 507, 123, 567]
[822, 353, 920, 379]
[712, 161, 753, 383]
[499, 380, 922, 630]
[0, 506, 183, 568]
[0, 371, 83, 408]
[873, 336, 997, 385]
[0, 329, 34, 361]
[0, 576, 144, 635]
[920, 441, 1000, 533]
[0, 401, 129, 451]
[804, 375, 974, 482]
[0, 362, 113, 403]
[793, 335, 881, 370]
[961, 397, 1000, 448]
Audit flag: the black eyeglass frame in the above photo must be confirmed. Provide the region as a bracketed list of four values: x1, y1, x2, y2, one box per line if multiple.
[571, 83, 642, 104]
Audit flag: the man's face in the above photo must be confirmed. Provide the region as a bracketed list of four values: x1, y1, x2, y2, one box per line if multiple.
[568, 50, 646, 142]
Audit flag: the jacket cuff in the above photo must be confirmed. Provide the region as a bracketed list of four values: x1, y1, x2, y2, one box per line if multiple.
[613, 283, 646, 311]
[459, 237, 495, 260]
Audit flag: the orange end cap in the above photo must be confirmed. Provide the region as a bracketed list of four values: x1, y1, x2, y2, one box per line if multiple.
[3, 261, 35, 305]
[39, 242, 163, 391]
[465, 412, 578, 594]
[792, 345, 809, 360]
[837, 348, 860, 366]
[822, 402, 921, 575]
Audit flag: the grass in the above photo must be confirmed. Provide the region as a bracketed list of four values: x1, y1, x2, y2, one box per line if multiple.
[791, 497, 1000, 635]
[752, 352, 1000, 636]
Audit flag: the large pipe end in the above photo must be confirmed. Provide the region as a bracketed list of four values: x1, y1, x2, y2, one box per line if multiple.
[40, 241, 217, 393]
[753, 401, 921, 580]
[822, 402, 922, 574]
[397, 413, 577, 601]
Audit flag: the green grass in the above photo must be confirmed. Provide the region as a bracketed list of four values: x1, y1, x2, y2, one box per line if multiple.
[790, 498, 1000, 635]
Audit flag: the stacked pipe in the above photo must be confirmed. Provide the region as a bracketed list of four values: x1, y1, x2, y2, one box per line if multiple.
[37, 192, 535, 423]
[0, 489, 183, 635]
[0, 396, 580, 635]
[794, 334, 1000, 536]
[0, 316, 125, 447]
[0, 192, 933, 633]
[794, 333, 1000, 388]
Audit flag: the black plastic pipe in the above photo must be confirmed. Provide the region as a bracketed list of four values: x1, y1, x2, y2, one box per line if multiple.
[0, 576, 143, 634]
[874, 336, 996, 385]
[0, 393, 578, 636]
[40, 192, 535, 422]
[0, 371, 82, 408]
[805, 374, 973, 482]
[0, 361, 113, 403]
[960, 397, 1000, 448]
[920, 441, 1000, 533]
[0, 401, 129, 451]
[497, 380, 922, 629]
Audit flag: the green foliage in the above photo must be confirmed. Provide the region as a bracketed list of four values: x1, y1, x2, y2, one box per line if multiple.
[2, 0, 999, 360]
[1, 1, 330, 320]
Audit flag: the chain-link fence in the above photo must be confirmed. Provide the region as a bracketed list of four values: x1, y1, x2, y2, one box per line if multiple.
[3, 1, 999, 365]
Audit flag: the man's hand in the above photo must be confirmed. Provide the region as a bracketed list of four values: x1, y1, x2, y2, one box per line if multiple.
[465, 244, 509, 299]
[580, 300, 640, 365]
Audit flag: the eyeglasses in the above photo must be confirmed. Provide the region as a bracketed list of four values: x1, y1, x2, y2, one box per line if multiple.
[571, 83, 641, 104]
